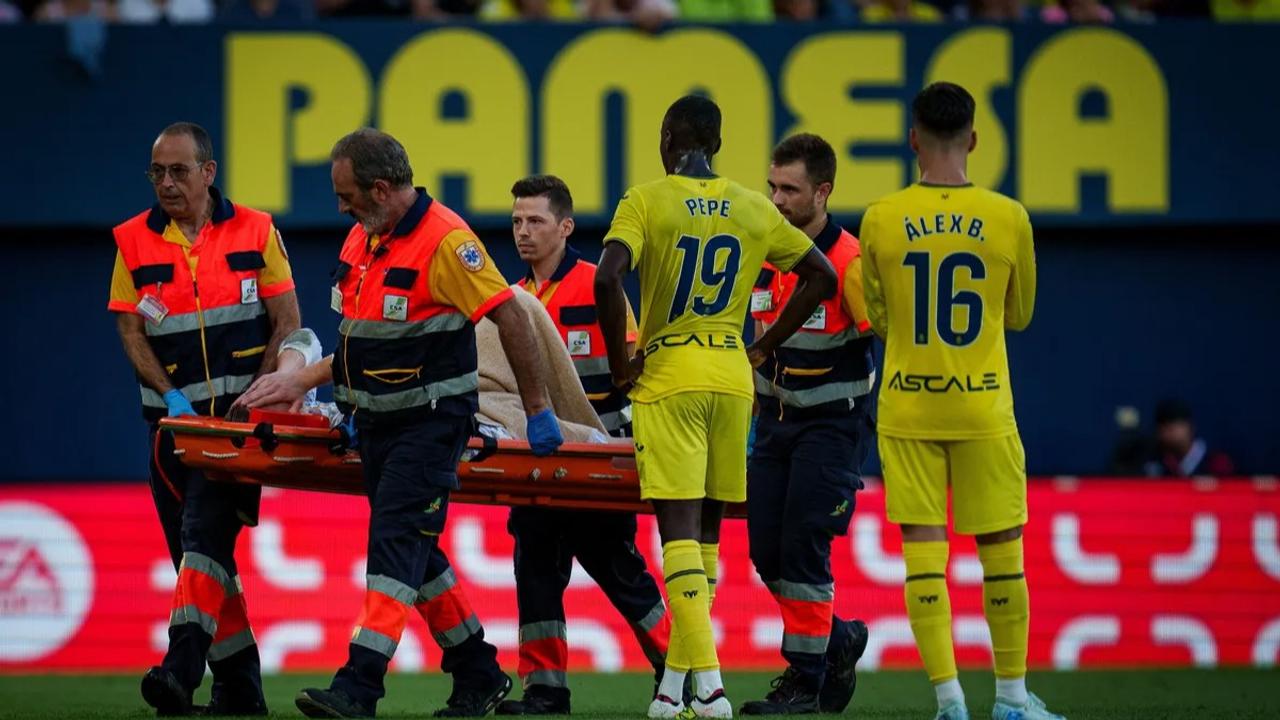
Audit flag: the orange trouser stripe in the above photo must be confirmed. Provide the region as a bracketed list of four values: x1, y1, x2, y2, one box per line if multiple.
[213, 587, 251, 642]
[173, 566, 228, 621]
[776, 595, 833, 638]
[518, 636, 568, 676]
[418, 584, 474, 633]
[355, 589, 411, 641]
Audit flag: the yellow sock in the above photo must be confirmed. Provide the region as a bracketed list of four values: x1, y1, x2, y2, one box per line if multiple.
[903, 541, 957, 684]
[664, 626, 688, 674]
[978, 538, 1029, 679]
[663, 539, 718, 672]
[700, 543, 719, 609]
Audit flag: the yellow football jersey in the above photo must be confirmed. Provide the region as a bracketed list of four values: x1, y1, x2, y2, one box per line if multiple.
[606, 174, 815, 403]
[861, 183, 1036, 440]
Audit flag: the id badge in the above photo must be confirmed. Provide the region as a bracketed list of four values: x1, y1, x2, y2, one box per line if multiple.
[567, 330, 591, 356]
[803, 305, 827, 330]
[383, 294, 408, 322]
[750, 290, 773, 313]
[137, 293, 169, 325]
[240, 278, 259, 305]
[330, 285, 343, 314]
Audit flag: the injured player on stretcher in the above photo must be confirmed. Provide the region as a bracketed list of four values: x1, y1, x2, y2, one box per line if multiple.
[238, 285, 619, 445]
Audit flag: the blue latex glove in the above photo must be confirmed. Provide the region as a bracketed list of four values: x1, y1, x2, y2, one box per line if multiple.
[526, 408, 564, 457]
[163, 389, 197, 418]
[746, 415, 759, 458]
[339, 414, 359, 448]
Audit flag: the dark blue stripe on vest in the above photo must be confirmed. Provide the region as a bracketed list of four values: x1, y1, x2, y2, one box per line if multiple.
[333, 323, 478, 427]
[140, 312, 271, 422]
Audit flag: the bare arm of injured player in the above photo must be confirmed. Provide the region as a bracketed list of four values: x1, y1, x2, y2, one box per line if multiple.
[747, 246, 838, 367]
[235, 355, 333, 411]
[232, 328, 325, 413]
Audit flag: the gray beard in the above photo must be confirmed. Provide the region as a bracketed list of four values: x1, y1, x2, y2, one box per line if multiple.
[361, 207, 390, 236]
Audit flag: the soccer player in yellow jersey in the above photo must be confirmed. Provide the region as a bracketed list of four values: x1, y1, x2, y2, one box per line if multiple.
[860, 83, 1061, 720]
[595, 95, 837, 719]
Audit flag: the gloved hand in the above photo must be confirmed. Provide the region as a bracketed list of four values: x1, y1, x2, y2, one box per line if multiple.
[163, 389, 197, 418]
[339, 414, 359, 448]
[526, 408, 563, 457]
[746, 415, 759, 458]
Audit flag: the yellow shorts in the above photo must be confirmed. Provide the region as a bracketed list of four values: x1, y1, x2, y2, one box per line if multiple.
[879, 433, 1028, 535]
[631, 392, 751, 502]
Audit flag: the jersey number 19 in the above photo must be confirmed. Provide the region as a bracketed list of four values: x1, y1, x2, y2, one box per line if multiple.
[668, 234, 742, 322]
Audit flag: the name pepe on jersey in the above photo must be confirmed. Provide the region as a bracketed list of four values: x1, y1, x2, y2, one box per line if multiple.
[684, 197, 732, 218]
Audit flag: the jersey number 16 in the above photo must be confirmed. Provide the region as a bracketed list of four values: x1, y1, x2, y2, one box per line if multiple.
[903, 251, 986, 347]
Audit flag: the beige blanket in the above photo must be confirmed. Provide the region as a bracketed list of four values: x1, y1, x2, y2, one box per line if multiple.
[474, 286, 610, 443]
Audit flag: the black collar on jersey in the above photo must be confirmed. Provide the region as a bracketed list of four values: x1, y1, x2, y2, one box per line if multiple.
[918, 181, 975, 188]
[813, 214, 843, 255]
[524, 244, 581, 284]
[386, 187, 434, 239]
[145, 186, 236, 234]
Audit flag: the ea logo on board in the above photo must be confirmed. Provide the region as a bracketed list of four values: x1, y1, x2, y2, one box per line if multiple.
[0, 502, 93, 662]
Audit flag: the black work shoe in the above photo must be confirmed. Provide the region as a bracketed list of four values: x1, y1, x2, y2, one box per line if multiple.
[739, 668, 821, 715]
[295, 687, 374, 718]
[819, 618, 868, 713]
[435, 673, 513, 717]
[142, 666, 194, 717]
[495, 685, 570, 715]
[202, 686, 268, 716]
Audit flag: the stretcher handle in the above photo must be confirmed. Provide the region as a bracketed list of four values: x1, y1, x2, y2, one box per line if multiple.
[467, 433, 499, 463]
[160, 417, 635, 458]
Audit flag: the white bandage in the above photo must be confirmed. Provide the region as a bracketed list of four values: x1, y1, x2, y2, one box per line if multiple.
[279, 328, 322, 366]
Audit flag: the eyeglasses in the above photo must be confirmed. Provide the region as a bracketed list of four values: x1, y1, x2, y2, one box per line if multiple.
[145, 163, 202, 185]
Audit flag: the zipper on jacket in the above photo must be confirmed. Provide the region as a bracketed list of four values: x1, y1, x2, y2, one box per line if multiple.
[192, 278, 217, 416]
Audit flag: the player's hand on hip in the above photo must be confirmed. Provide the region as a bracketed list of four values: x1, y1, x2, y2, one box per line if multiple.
[526, 408, 564, 457]
[612, 352, 645, 390]
[234, 370, 308, 413]
[746, 343, 768, 368]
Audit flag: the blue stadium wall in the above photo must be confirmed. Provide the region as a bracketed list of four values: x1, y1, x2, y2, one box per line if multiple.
[1, 22, 1278, 479]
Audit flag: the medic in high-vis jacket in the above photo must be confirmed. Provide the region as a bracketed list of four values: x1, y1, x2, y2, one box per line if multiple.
[498, 176, 669, 716]
[232, 129, 563, 720]
[109, 122, 300, 717]
[741, 135, 875, 717]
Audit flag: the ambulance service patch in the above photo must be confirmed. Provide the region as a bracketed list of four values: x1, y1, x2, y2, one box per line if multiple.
[456, 241, 485, 272]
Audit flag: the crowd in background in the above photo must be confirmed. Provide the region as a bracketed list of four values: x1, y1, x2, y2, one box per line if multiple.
[2, 0, 1277, 24]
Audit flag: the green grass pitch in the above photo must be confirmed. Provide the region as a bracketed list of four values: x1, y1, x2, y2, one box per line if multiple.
[0, 670, 1276, 719]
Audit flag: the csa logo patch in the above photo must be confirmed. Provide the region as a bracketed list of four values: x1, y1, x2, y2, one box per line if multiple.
[456, 241, 485, 272]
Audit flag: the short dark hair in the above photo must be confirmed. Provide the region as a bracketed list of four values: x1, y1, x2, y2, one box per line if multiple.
[1155, 398, 1193, 426]
[663, 95, 721, 157]
[912, 82, 976, 140]
[161, 122, 214, 164]
[510, 174, 574, 220]
[772, 133, 836, 188]
[330, 128, 414, 191]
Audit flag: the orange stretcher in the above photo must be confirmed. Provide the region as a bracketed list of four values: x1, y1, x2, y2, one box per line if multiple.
[160, 414, 747, 518]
